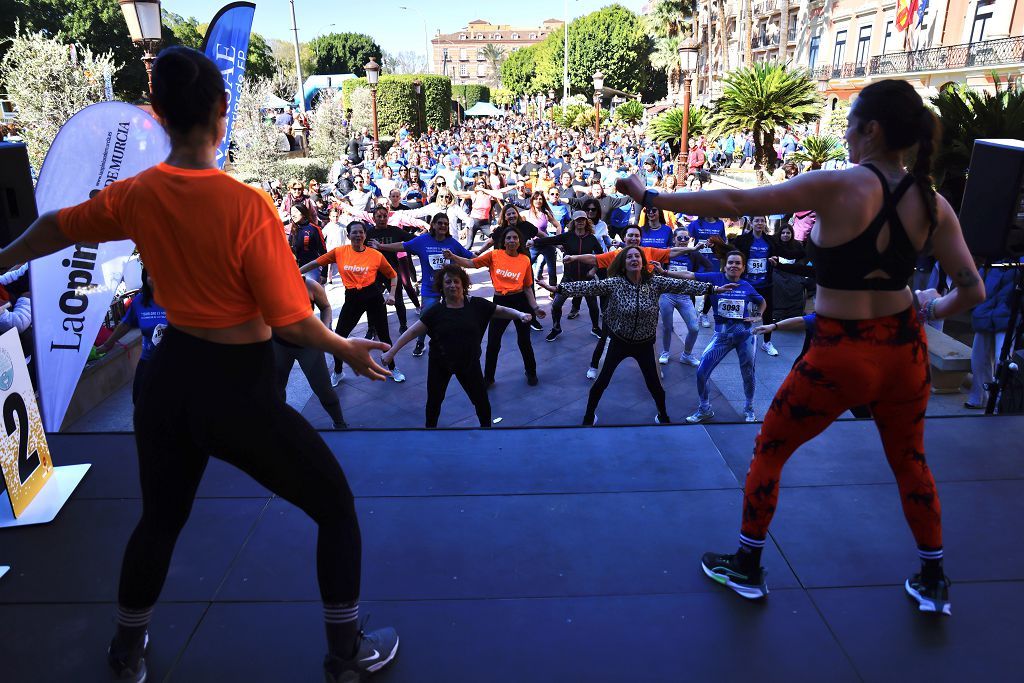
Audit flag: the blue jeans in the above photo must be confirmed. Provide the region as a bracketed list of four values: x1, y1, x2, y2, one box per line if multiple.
[659, 293, 699, 355]
[530, 245, 558, 285]
[696, 323, 756, 411]
[417, 295, 441, 344]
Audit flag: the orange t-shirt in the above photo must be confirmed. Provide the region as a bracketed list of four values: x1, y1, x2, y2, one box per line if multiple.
[57, 163, 310, 328]
[595, 246, 671, 271]
[472, 249, 534, 294]
[316, 245, 396, 290]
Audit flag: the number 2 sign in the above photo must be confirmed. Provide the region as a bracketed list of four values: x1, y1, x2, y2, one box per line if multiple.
[0, 329, 52, 518]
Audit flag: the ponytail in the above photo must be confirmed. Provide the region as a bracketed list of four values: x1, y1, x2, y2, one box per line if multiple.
[912, 107, 940, 232]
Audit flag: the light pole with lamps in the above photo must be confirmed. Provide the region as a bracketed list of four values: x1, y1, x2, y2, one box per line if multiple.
[117, 0, 163, 95]
[399, 5, 432, 73]
[676, 37, 699, 185]
[592, 71, 603, 138]
[815, 75, 830, 135]
[365, 56, 381, 154]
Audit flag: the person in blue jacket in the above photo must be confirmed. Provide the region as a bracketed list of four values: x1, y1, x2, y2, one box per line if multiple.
[96, 267, 168, 404]
[965, 263, 1017, 408]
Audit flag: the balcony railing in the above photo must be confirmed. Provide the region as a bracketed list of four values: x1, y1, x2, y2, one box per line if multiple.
[870, 35, 1024, 75]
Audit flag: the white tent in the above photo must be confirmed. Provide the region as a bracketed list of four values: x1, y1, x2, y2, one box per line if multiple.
[262, 93, 291, 109]
[464, 102, 506, 117]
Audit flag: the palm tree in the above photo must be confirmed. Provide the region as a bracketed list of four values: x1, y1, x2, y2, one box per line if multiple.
[651, 36, 682, 100]
[778, 0, 790, 62]
[707, 61, 821, 184]
[646, 0, 694, 38]
[789, 135, 847, 170]
[931, 81, 1024, 208]
[649, 106, 708, 152]
[480, 43, 506, 89]
[744, 0, 753, 67]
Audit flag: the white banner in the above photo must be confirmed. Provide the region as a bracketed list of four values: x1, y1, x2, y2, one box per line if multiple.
[31, 102, 170, 431]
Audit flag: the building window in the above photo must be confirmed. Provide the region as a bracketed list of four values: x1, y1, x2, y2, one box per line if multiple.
[788, 13, 798, 42]
[477, 50, 485, 60]
[494, 34, 502, 40]
[477, 63, 486, 77]
[459, 48, 468, 61]
[882, 20, 894, 53]
[459, 64, 468, 77]
[970, 0, 994, 42]
[460, 34, 466, 40]
[529, 33, 537, 39]
[856, 26, 871, 65]
[832, 30, 847, 68]
[808, 35, 820, 69]
[475, 33, 484, 39]
[511, 33, 520, 40]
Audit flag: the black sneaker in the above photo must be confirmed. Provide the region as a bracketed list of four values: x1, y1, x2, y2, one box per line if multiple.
[411, 341, 425, 357]
[905, 573, 952, 615]
[701, 551, 768, 599]
[545, 327, 562, 342]
[398, 326, 408, 335]
[567, 309, 581, 320]
[364, 328, 376, 341]
[323, 625, 400, 682]
[108, 632, 148, 683]
[527, 374, 539, 386]
[530, 319, 543, 332]
[590, 327, 602, 339]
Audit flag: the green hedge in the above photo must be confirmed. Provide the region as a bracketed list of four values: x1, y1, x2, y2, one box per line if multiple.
[451, 84, 490, 111]
[342, 74, 451, 134]
[279, 157, 331, 184]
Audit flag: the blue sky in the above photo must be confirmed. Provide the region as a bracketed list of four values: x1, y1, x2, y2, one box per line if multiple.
[163, 0, 647, 57]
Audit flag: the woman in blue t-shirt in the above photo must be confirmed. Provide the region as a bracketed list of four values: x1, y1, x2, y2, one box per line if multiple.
[97, 268, 168, 404]
[731, 216, 779, 357]
[688, 251, 765, 423]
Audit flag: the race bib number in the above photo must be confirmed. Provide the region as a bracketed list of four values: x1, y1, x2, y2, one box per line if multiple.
[716, 298, 744, 320]
[668, 264, 689, 273]
[747, 258, 767, 275]
[428, 253, 448, 270]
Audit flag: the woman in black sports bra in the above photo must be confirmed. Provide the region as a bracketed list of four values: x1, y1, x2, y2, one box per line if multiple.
[615, 79, 984, 615]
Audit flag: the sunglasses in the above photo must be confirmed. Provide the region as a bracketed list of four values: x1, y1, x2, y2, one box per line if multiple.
[290, 186, 302, 190]
[437, 181, 446, 185]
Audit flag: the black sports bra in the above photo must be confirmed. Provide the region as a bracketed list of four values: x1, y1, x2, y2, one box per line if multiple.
[808, 164, 928, 292]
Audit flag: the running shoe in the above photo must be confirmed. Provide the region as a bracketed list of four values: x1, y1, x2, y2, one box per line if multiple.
[323, 625, 400, 682]
[331, 369, 345, 387]
[586, 367, 598, 380]
[527, 373, 539, 386]
[685, 408, 715, 424]
[655, 413, 671, 425]
[679, 352, 700, 366]
[545, 327, 562, 342]
[701, 552, 768, 600]
[583, 413, 598, 426]
[530, 319, 543, 332]
[762, 341, 779, 357]
[658, 352, 671, 365]
[744, 409, 757, 423]
[700, 314, 712, 328]
[108, 631, 148, 683]
[567, 309, 581, 320]
[590, 327, 602, 338]
[391, 368, 406, 383]
[411, 341, 425, 357]
[905, 573, 952, 616]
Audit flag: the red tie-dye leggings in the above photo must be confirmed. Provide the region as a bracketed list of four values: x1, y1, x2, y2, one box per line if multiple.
[741, 307, 943, 551]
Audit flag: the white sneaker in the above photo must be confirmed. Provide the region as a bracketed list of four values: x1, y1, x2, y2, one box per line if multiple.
[762, 341, 779, 357]
[744, 409, 757, 422]
[658, 352, 670, 365]
[391, 368, 406, 383]
[700, 315, 712, 328]
[330, 369, 345, 386]
[679, 352, 700, 366]
[685, 408, 715, 424]
[586, 367, 598, 380]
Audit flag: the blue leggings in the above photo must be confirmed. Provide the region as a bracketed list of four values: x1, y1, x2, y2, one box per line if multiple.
[696, 325, 756, 411]
[659, 293, 699, 354]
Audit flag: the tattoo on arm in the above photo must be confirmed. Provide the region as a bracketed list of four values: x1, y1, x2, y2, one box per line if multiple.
[954, 267, 980, 288]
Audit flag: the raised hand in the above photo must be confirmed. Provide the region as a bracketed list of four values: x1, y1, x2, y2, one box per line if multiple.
[519, 312, 534, 324]
[614, 174, 646, 202]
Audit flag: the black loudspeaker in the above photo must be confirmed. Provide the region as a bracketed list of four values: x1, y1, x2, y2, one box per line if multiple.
[958, 138, 1024, 259]
[0, 143, 38, 249]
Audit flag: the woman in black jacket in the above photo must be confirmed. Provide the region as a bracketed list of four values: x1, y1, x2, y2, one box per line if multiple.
[530, 210, 605, 340]
[729, 216, 780, 356]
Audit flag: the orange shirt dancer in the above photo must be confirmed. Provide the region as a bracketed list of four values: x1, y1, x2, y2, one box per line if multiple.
[0, 47, 398, 682]
[302, 221, 404, 383]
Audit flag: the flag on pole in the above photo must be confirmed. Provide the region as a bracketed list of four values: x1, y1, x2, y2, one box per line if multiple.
[896, 0, 921, 31]
[201, 2, 256, 170]
[917, 0, 930, 28]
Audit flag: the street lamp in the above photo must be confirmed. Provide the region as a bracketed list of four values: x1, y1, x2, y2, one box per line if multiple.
[676, 37, 699, 184]
[118, 0, 163, 95]
[365, 56, 381, 154]
[413, 78, 423, 136]
[816, 75, 830, 135]
[592, 71, 604, 138]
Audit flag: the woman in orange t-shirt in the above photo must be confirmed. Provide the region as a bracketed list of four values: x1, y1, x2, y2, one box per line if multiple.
[302, 221, 403, 383]
[442, 225, 546, 386]
[0, 47, 397, 681]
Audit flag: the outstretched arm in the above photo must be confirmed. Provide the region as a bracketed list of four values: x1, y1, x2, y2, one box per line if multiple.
[442, 249, 476, 269]
[752, 315, 807, 336]
[381, 321, 428, 366]
[0, 211, 74, 270]
[494, 305, 533, 323]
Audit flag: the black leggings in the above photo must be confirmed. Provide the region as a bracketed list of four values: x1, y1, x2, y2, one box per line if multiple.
[369, 267, 420, 332]
[466, 218, 490, 248]
[584, 334, 666, 423]
[273, 339, 345, 425]
[756, 284, 774, 342]
[550, 275, 600, 329]
[121, 328, 361, 608]
[484, 291, 537, 381]
[591, 322, 609, 369]
[425, 356, 491, 428]
[335, 286, 393, 370]
[131, 359, 150, 405]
